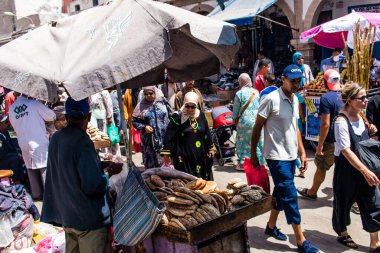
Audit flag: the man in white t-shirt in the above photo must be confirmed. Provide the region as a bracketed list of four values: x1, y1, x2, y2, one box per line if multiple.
[251, 65, 320, 253]
[9, 93, 56, 200]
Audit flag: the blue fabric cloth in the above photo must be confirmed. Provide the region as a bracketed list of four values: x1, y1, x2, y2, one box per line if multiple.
[41, 124, 111, 231]
[318, 91, 343, 143]
[266, 159, 301, 225]
[0, 184, 39, 220]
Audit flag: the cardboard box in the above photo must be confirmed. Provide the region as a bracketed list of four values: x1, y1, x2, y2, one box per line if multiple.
[217, 90, 237, 101]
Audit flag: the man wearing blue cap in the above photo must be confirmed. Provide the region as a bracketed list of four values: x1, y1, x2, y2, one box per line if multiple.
[250, 65, 320, 253]
[41, 97, 121, 253]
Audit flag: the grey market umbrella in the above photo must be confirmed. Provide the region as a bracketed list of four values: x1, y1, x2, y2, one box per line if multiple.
[0, 0, 239, 102]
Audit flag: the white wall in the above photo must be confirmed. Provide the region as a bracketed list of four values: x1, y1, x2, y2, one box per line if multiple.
[302, 0, 313, 20]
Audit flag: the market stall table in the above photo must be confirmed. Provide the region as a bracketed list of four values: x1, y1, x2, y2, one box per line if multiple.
[129, 195, 273, 253]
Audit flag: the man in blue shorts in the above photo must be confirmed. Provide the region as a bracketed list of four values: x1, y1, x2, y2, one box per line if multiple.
[251, 64, 320, 253]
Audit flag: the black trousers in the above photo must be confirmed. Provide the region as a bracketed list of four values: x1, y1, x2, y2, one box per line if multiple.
[333, 156, 380, 234]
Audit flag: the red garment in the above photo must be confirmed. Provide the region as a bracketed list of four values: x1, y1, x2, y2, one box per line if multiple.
[254, 72, 265, 93]
[4, 91, 15, 115]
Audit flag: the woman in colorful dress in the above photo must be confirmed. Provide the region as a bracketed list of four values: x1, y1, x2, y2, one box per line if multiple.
[233, 73, 264, 170]
[161, 92, 215, 180]
[132, 86, 169, 169]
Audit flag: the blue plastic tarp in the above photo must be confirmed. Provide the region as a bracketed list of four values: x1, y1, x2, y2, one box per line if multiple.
[208, 0, 277, 26]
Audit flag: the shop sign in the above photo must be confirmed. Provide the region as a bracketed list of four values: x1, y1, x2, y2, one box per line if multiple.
[348, 3, 380, 13]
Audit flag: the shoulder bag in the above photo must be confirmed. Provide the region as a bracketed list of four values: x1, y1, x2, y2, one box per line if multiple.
[113, 164, 166, 246]
[338, 113, 380, 177]
[235, 91, 255, 125]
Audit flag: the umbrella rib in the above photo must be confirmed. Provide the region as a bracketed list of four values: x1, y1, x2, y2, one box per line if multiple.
[134, 0, 169, 32]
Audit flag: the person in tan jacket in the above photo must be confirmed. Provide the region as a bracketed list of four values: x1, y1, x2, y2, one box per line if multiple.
[174, 80, 204, 111]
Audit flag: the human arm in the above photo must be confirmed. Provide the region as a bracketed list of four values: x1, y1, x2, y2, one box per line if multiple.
[203, 113, 215, 158]
[101, 91, 113, 125]
[297, 128, 308, 173]
[78, 143, 109, 195]
[251, 115, 266, 167]
[251, 96, 271, 166]
[316, 114, 330, 155]
[36, 101, 56, 123]
[197, 90, 205, 111]
[335, 117, 380, 186]
[174, 92, 182, 111]
[232, 92, 241, 122]
[160, 114, 180, 164]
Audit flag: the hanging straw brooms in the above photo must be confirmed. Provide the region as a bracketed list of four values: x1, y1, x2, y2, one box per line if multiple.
[342, 22, 377, 90]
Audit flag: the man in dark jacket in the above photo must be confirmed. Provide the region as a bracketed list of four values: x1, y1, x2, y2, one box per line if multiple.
[41, 97, 121, 253]
[0, 114, 26, 183]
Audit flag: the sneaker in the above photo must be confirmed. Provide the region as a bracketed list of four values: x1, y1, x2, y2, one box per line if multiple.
[298, 240, 320, 253]
[264, 224, 287, 241]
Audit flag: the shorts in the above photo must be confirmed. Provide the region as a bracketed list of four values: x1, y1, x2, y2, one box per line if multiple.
[314, 142, 335, 171]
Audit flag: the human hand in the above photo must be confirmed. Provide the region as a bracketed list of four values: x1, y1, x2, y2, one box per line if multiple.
[208, 150, 215, 158]
[299, 155, 308, 173]
[362, 169, 380, 187]
[250, 152, 259, 168]
[369, 124, 378, 136]
[316, 145, 324, 156]
[145, 126, 154, 133]
[105, 162, 123, 177]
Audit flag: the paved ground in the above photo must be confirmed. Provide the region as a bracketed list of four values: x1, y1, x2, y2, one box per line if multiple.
[210, 149, 370, 253]
[35, 147, 371, 253]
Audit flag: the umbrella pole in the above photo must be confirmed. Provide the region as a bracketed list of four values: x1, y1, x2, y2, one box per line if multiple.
[116, 84, 131, 166]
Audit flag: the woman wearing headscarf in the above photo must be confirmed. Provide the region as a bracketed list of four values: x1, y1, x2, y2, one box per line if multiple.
[293, 52, 314, 88]
[132, 86, 169, 169]
[232, 73, 264, 170]
[161, 92, 215, 180]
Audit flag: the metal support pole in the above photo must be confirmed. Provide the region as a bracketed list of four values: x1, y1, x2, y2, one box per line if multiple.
[116, 84, 132, 165]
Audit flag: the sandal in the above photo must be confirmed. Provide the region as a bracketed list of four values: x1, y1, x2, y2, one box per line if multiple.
[337, 235, 358, 249]
[370, 246, 380, 252]
[296, 187, 317, 200]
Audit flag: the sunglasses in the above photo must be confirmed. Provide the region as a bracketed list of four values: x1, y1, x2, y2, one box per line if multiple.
[353, 95, 368, 102]
[144, 92, 154, 96]
[297, 57, 304, 60]
[185, 105, 197, 109]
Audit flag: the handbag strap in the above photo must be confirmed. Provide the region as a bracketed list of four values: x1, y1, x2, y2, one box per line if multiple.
[359, 111, 371, 129]
[337, 113, 363, 151]
[237, 91, 255, 121]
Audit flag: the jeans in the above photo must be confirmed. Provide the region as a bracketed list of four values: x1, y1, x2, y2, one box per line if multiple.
[266, 159, 301, 224]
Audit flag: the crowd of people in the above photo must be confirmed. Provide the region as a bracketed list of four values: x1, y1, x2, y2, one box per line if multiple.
[1, 48, 380, 253]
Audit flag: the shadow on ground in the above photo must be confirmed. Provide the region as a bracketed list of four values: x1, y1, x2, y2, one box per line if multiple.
[297, 187, 334, 210]
[248, 226, 369, 253]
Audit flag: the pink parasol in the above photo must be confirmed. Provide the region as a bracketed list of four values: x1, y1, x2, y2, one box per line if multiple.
[301, 11, 380, 49]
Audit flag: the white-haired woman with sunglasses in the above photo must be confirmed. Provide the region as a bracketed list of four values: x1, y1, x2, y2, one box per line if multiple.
[161, 92, 215, 180]
[333, 82, 380, 251]
[132, 86, 169, 169]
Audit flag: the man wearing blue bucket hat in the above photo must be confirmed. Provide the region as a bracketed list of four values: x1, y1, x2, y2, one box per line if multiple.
[41, 97, 121, 253]
[251, 65, 321, 253]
